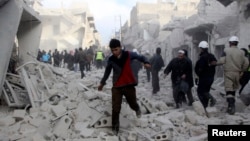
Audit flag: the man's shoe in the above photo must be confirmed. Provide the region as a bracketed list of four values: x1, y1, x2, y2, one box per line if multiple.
[136, 110, 141, 118]
[112, 124, 119, 136]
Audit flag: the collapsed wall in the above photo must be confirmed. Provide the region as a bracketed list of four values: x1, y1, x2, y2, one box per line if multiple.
[0, 0, 42, 94]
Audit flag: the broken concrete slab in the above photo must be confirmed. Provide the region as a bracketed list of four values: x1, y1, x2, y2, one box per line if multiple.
[206, 107, 218, 117]
[154, 131, 172, 141]
[0, 116, 15, 127]
[13, 110, 26, 121]
[185, 110, 198, 125]
[32, 133, 46, 141]
[127, 131, 138, 141]
[192, 101, 206, 116]
[50, 104, 67, 117]
[53, 115, 72, 139]
[153, 116, 173, 128]
[19, 123, 37, 135]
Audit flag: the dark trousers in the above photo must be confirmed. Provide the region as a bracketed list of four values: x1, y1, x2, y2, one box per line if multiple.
[79, 62, 85, 79]
[172, 83, 194, 105]
[86, 62, 91, 71]
[112, 86, 140, 129]
[197, 77, 214, 108]
[146, 69, 151, 82]
[152, 70, 160, 93]
[96, 60, 103, 69]
[239, 72, 250, 94]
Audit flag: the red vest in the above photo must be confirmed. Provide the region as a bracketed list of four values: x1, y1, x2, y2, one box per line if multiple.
[114, 52, 137, 87]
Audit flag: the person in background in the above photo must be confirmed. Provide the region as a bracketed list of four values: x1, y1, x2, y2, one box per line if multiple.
[239, 48, 250, 94]
[74, 48, 79, 72]
[150, 47, 165, 94]
[98, 39, 150, 135]
[77, 47, 87, 78]
[67, 50, 75, 71]
[195, 41, 217, 109]
[95, 49, 105, 69]
[48, 50, 52, 64]
[144, 50, 152, 82]
[131, 48, 142, 83]
[42, 51, 50, 63]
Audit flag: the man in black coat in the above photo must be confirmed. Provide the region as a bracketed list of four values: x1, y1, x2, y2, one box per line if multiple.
[150, 47, 165, 94]
[195, 41, 217, 108]
[164, 50, 194, 108]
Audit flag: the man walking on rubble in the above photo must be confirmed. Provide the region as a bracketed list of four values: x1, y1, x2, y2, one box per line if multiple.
[216, 36, 249, 115]
[144, 50, 152, 82]
[77, 47, 87, 79]
[150, 47, 165, 94]
[164, 50, 194, 108]
[195, 41, 217, 109]
[98, 39, 151, 135]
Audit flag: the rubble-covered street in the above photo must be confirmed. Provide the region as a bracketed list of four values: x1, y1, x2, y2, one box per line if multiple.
[1, 0, 250, 141]
[1, 61, 250, 141]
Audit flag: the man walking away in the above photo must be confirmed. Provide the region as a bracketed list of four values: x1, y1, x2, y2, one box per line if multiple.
[216, 36, 249, 115]
[74, 48, 79, 72]
[144, 50, 152, 82]
[98, 39, 150, 135]
[195, 41, 217, 109]
[95, 50, 105, 69]
[164, 50, 193, 108]
[150, 47, 164, 94]
[77, 48, 87, 78]
[131, 49, 142, 83]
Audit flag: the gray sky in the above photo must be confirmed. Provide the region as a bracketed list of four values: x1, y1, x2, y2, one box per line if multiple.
[42, 0, 157, 45]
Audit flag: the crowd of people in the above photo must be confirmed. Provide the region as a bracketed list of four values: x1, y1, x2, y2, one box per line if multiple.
[96, 37, 250, 135]
[36, 46, 109, 75]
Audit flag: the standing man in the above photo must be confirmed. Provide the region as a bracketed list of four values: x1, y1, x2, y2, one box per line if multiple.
[98, 39, 150, 135]
[95, 49, 105, 69]
[164, 50, 193, 108]
[74, 48, 79, 72]
[216, 36, 249, 115]
[195, 41, 217, 109]
[150, 48, 165, 94]
[77, 48, 87, 78]
[48, 50, 52, 64]
[131, 49, 142, 83]
[144, 50, 152, 82]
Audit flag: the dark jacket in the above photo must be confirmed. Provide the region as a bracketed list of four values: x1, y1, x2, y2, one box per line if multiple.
[100, 50, 149, 87]
[150, 54, 165, 71]
[164, 57, 193, 87]
[131, 59, 142, 81]
[77, 50, 87, 64]
[74, 50, 79, 63]
[195, 51, 217, 78]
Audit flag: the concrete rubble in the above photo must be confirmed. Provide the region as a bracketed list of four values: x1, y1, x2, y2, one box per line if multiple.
[1, 60, 250, 141]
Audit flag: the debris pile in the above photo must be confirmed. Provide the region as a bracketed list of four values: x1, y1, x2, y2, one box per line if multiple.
[0, 61, 250, 141]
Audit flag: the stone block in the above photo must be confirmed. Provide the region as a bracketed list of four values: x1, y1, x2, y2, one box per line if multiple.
[94, 116, 112, 128]
[51, 104, 67, 117]
[83, 90, 98, 100]
[135, 118, 149, 128]
[168, 111, 185, 126]
[185, 110, 198, 125]
[140, 97, 157, 113]
[154, 131, 172, 141]
[79, 128, 95, 138]
[192, 101, 206, 116]
[19, 123, 36, 135]
[0, 116, 15, 126]
[29, 118, 42, 127]
[40, 103, 51, 112]
[53, 115, 72, 139]
[127, 131, 137, 141]
[13, 110, 26, 120]
[32, 133, 46, 141]
[104, 136, 119, 141]
[154, 116, 173, 128]
[206, 107, 218, 117]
